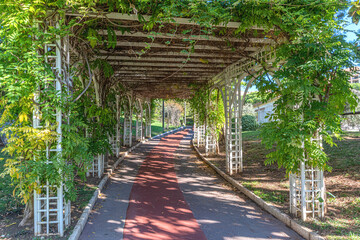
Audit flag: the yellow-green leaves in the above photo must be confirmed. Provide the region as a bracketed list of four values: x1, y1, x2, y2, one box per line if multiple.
[87, 28, 101, 48]
[349, 0, 360, 24]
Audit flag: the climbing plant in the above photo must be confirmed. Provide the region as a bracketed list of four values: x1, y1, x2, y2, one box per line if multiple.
[0, 0, 359, 224]
[189, 86, 225, 146]
[253, 2, 359, 174]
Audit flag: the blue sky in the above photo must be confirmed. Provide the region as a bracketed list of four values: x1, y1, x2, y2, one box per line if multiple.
[345, 21, 359, 42]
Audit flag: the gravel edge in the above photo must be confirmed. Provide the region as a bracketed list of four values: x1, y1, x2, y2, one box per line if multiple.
[68, 126, 186, 240]
[191, 140, 325, 240]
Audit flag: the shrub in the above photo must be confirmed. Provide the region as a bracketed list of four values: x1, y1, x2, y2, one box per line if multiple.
[242, 115, 258, 131]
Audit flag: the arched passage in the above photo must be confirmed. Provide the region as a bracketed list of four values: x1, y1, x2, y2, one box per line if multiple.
[0, 2, 358, 238]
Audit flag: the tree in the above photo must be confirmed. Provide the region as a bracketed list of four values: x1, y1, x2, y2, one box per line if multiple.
[244, 91, 263, 105]
[349, 0, 360, 24]
[0, 0, 358, 226]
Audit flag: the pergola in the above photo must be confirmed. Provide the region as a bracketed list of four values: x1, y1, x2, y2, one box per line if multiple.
[31, 11, 324, 236]
[66, 12, 276, 99]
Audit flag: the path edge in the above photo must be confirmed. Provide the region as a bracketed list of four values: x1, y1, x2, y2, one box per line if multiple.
[68, 126, 186, 240]
[191, 140, 325, 240]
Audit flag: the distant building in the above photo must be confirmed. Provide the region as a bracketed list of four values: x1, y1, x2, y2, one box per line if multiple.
[254, 98, 277, 124]
[346, 67, 360, 84]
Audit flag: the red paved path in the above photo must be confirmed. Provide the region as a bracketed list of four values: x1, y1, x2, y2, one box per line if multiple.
[123, 130, 207, 240]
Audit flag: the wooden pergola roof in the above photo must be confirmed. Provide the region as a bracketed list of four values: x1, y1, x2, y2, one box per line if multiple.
[67, 12, 276, 99]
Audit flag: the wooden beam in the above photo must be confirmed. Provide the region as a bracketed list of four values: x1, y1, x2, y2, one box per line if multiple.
[97, 30, 275, 44]
[114, 70, 213, 76]
[98, 55, 236, 64]
[116, 81, 207, 84]
[109, 61, 226, 68]
[66, 12, 267, 30]
[114, 73, 210, 77]
[113, 41, 261, 52]
[114, 67, 221, 75]
[98, 50, 247, 59]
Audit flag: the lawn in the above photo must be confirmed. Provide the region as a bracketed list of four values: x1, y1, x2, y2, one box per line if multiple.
[123, 118, 180, 138]
[151, 120, 179, 137]
[205, 130, 360, 240]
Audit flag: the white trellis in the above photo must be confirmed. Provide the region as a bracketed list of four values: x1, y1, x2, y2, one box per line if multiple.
[205, 96, 217, 156]
[223, 76, 243, 174]
[290, 164, 325, 221]
[197, 124, 206, 147]
[213, 49, 277, 175]
[123, 114, 132, 147]
[145, 101, 152, 138]
[193, 114, 198, 146]
[85, 130, 105, 178]
[290, 132, 325, 221]
[123, 96, 133, 147]
[87, 154, 105, 178]
[184, 101, 187, 126]
[115, 95, 121, 156]
[109, 133, 118, 156]
[33, 23, 70, 237]
[205, 133, 216, 155]
[135, 100, 143, 141]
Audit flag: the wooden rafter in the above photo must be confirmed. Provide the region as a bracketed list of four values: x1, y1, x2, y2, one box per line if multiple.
[67, 12, 276, 98]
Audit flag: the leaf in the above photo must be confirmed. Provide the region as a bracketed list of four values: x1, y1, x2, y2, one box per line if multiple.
[199, 58, 209, 64]
[19, 112, 28, 123]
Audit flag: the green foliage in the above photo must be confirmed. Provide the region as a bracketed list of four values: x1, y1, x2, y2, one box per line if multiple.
[349, 0, 360, 24]
[244, 91, 263, 105]
[189, 87, 225, 141]
[0, 147, 22, 215]
[0, 1, 121, 206]
[242, 115, 258, 131]
[242, 103, 257, 117]
[255, 1, 359, 174]
[0, 0, 358, 215]
[351, 83, 360, 91]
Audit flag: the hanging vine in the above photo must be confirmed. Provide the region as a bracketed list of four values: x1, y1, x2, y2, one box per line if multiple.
[0, 0, 358, 225]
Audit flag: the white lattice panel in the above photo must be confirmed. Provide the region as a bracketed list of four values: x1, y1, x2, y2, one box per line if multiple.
[224, 77, 243, 174]
[123, 114, 132, 147]
[33, 22, 70, 237]
[197, 125, 206, 147]
[87, 154, 105, 178]
[205, 133, 216, 155]
[193, 114, 198, 146]
[290, 162, 325, 221]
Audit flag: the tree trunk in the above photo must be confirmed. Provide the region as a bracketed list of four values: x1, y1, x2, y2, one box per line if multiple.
[19, 198, 33, 227]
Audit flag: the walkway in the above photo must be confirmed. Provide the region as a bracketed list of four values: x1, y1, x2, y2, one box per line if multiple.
[80, 128, 303, 240]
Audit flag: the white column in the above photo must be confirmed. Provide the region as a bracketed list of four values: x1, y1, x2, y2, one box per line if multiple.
[135, 101, 143, 141]
[136, 115, 140, 140]
[123, 96, 133, 147]
[198, 124, 206, 147]
[289, 164, 325, 221]
[223, 76, 243, 174]
[184, 101, 187, 126]
[193, 113, 198, 146]
[140, 103, 143, 140]
[146, 101, 152, 138]
[289, 134, 325, 221]
[115, 95, 120, 157]
[34, 20, 70, 237]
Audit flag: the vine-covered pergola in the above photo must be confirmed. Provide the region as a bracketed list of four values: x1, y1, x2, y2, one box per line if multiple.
[0, 0, 358, 237]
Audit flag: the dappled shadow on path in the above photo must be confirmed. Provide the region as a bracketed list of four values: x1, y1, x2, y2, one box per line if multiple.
[123, 129, 207, 240]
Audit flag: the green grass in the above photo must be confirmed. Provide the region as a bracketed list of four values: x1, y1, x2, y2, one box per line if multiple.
[323, 132, 360, 169]
[151, 120, 179, 137]
[242, 130, 261, 141]
[240, 130, 360, 239]
[0, 147, 23, 216]
[242, 181, 286, 204]
[75, 184, 98, 209]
